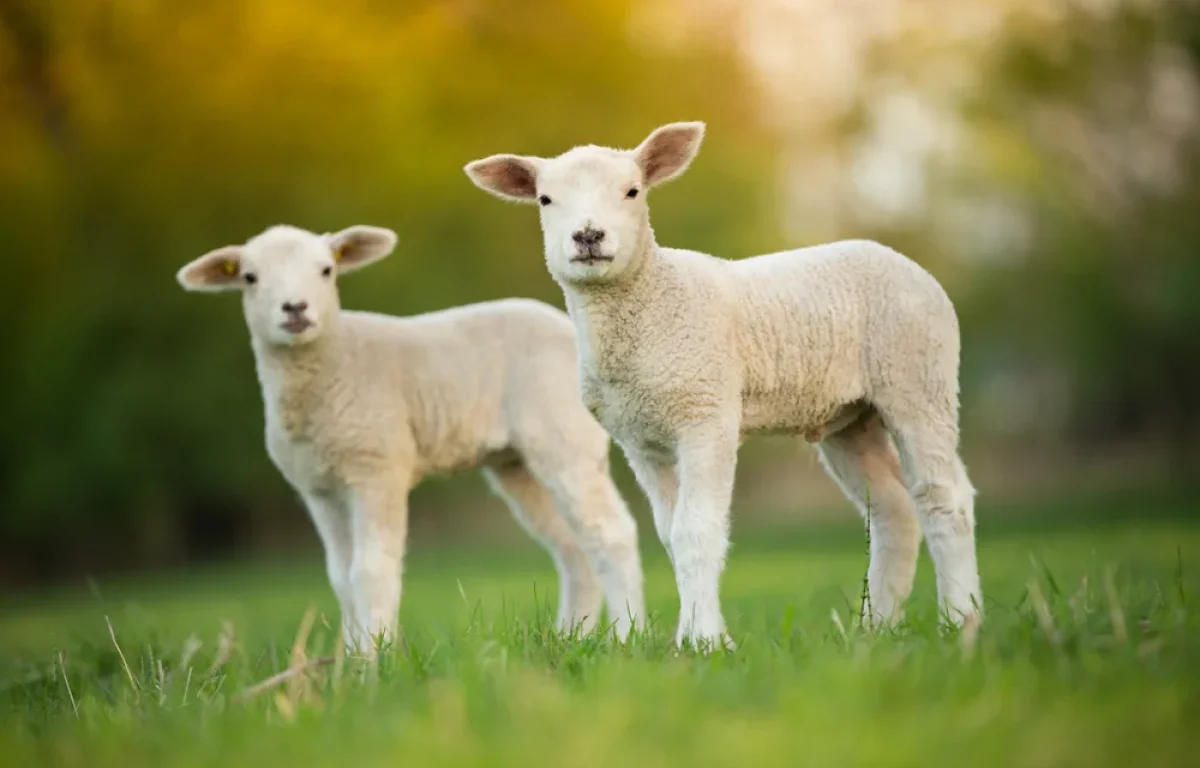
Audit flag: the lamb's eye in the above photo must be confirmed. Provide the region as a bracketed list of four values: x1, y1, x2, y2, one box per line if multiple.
[321, 266, 333, 278]
[626, 187, 639, 199]
[244, 273, 257, 285]
[538, 195, 552, 206]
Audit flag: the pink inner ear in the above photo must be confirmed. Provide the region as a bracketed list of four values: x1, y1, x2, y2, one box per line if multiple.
[641, 128, 697, 182]
[483, 159, 536, 197]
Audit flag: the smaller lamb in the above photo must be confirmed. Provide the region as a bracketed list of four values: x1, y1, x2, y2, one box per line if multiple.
[176, 224, 645, 652]
[465, 122, 982, 650]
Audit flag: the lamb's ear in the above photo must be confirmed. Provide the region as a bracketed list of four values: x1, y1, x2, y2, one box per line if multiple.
[633, 121, 706, 187]
[464, 154, 543, 203]
[327, 225, 398, 274]
[177, 246, 246, 292]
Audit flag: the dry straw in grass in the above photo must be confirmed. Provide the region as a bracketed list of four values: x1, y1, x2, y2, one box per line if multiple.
[1027, 581, 1062, 649]
[57, 651, 78, 719]
[208, 621, 236, 678]
[105, 615, 139, 704]
[233, 607, 335, 715]
[1104, 566, 1128, 645]
[858, 491, 873, 628]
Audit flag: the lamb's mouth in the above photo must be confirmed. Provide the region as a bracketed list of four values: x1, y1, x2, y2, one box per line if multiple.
[281, 317, 314, 334]
[570, 254, 615, 265]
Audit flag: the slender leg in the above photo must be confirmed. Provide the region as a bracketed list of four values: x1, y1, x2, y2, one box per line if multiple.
[882, 407, 982, 625]
[670, 423, 739, 650]
[301, 492, 357, 648]
[560, 471, 645, 638]
[523, 460, 646, 640]
[816, 412, 922, 626]
[625, 449, 680, 565]
[483, 463, 604, 634]
[348, 479, 410, 654]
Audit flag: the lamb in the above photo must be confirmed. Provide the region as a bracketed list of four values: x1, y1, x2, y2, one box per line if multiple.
[464, 122, 982, 650]
[176, 224, 645, 652]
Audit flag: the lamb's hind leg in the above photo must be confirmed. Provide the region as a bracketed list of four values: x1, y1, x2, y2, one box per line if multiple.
[526, 458, 646, 640]
[816, 412, 922, 627]
[878, 401, 983, 626]
[483, 462, 604, 634]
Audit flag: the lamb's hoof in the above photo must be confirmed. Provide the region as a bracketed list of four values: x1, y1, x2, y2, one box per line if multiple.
[942, 607, 983, 631]
[957, 612, 981, 651]
[675, 632, 737, 655]
[860, 606, 905, 631]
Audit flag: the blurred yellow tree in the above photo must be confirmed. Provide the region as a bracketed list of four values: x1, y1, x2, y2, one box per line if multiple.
[0, 0, 781, 578]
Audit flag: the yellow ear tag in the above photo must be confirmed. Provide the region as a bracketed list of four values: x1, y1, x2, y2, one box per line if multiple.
[334, 247, 344, 263]
[221, 260, 237, 276]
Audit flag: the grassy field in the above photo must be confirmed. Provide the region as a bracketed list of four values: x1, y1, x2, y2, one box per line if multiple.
[1, 502, 1197, 767]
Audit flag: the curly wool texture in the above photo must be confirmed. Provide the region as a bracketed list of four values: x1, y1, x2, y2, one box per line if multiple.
[466, 122, 982, 649]
[178, 225, 645, 651]
[568, 241, 961, 444]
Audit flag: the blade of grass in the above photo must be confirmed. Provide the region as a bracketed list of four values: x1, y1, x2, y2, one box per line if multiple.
[105, 615, 140, 704]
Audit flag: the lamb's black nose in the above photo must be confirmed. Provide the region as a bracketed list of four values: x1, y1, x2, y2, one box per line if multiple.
[282, 300, 308, 314]
[572, 228, 605, 247]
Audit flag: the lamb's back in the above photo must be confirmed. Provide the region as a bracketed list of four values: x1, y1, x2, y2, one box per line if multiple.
[721, 240, 957, 431]
[342, 298, 574, 391]
[339, 298, 581, 474]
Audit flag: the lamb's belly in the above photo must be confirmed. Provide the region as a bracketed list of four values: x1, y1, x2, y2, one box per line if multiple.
[419, 424, 509, 477]
[740, 392, 860, 439]
[586, 379, 863, 454]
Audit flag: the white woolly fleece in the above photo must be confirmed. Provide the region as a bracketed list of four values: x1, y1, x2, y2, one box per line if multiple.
[178, 224, 645, 651]
[467, 123, 982, 649]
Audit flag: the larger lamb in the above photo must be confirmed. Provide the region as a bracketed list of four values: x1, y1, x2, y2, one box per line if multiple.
[177, 224, 645, 652]
[465, 122, 982, 650]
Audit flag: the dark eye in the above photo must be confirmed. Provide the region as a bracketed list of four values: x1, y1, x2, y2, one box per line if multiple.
[244, 273, 257, 285]
[538, 195, 552, 206]
[321, 266, 333, 278]
[626, 187, 639, 199]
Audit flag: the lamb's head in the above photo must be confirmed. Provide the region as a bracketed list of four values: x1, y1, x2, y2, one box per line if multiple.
[177, 224, 397, 346]
[464, 121, 705, 285]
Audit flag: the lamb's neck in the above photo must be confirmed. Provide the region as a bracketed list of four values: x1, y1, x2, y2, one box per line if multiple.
[251, 332, 344, 438]
[560, 243, 671, 376]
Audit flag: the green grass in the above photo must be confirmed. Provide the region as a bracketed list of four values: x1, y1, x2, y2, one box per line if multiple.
[1, 516, 1197, 767]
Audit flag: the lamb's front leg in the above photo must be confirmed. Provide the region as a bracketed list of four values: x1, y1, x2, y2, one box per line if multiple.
[625, 449, 679, 564]
[301, 492, 357, 649]
[349, 478, 410, 656]
[670, 423, 739, 651]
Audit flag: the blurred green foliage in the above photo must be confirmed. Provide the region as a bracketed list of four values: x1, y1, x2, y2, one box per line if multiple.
[1, 0, 1197, 582]
[0, 0, 780, 578]
[951, 0, 1200, 461]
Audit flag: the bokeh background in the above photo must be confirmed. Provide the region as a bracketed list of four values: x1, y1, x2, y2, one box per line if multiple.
[1, 0, 1197, 588]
